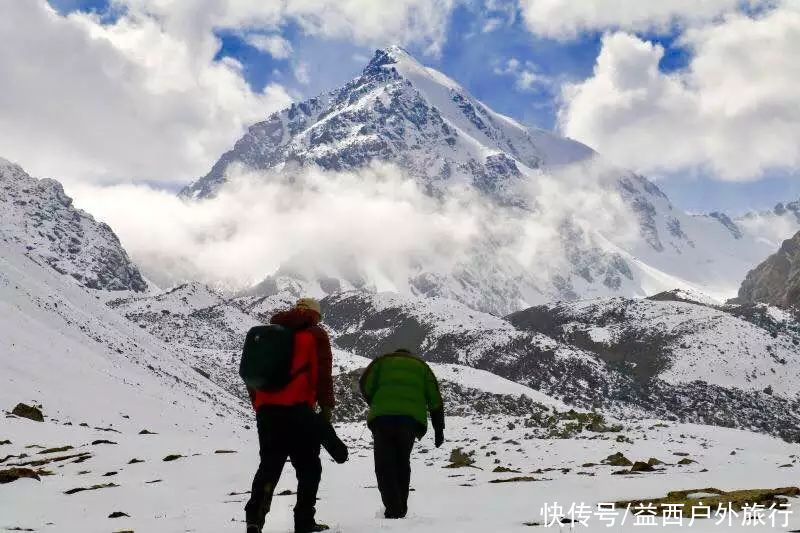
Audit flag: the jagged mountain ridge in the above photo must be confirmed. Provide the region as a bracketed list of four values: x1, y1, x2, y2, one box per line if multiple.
[773, 199, 800, 223]
[0, 157, 146, 292]
[176, 47, 775, 312]
[0, 159, 789, 440]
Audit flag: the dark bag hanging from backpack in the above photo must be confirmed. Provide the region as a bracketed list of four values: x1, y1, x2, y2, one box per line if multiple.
[239, 324, 297, 391]
[312, 410, 348, 464]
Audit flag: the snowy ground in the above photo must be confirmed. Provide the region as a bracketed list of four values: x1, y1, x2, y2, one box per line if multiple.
[2, 414, 799, 532]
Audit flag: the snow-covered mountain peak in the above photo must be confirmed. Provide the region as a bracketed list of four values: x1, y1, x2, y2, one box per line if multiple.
[367, 46, 594, 168]
[181, 47, 597, 201]
[171, 49, 782, 312]
[363, 45, 419, 72]
[366, 45, 461, 93]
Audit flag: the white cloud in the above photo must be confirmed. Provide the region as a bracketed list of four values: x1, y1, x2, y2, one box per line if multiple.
[483, 0, 518, 28]
[518, 0, 759, 39]
[515, 70, 541, 91]
[0, 0, 458, 186]
[293, 62, 311, 85]
[245, 34, 293, 59]
[494, 57, 547, 91]
[69, 164, 487, 288]
[118, 0, 456, 55]
[482, 17, 503, 33]
[559, 4, 800, 181]
[68, 161, 638, 294]
[0, 1, 291, 185]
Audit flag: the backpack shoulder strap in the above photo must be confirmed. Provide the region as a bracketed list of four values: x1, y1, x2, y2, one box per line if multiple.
[286, 328, 314, 383]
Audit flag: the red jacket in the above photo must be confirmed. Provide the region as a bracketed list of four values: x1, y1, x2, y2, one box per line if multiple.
[250, 308, 335, 410]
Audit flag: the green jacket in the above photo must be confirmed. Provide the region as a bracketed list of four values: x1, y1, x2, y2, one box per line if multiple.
[359, 350, 444, 437]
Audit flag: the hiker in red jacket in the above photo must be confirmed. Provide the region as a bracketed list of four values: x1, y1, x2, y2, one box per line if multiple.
[245, 297, 335, 533]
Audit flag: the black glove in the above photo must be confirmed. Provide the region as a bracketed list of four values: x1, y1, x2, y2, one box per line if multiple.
[431, 408, 445, 448]
[320, 405, 333, 422]
[313, 409, 348, 464]
[434, 428, 444, 448]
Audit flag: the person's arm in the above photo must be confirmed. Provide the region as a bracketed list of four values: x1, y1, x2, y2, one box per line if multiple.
[424, 364, 445, 447]
[359, 358, 380, 403]
[314, 326, 335, 417]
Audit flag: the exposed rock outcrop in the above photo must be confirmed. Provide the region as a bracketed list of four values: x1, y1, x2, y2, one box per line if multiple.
[736, 231, 800, 310]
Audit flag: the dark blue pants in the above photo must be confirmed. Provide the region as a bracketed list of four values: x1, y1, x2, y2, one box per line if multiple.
[370, 416, 418, 518]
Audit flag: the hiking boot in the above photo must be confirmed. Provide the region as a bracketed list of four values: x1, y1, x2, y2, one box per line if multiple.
[294, 522, 330, 533]
[246, 524, 261, 533]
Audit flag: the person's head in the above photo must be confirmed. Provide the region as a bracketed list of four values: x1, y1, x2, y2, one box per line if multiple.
[392, 348, 418, 358]
[295, 297, 321, 319]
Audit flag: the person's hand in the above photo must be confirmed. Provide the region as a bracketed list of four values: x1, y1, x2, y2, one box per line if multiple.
[320, 406, 333, 422]
[434, 429, 444, 448]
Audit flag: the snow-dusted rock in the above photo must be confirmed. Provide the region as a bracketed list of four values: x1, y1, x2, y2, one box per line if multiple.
[735, 231, 800, 310]
[0, 158, 146, 292]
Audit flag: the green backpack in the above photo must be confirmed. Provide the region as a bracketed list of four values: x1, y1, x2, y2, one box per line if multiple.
[239, 324, 296, 391]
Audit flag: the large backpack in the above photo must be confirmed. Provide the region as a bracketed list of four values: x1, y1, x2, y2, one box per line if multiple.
[239, 324, 301, 391]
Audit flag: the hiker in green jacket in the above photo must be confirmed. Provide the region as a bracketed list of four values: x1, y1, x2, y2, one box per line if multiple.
[359, 349, 445, 519]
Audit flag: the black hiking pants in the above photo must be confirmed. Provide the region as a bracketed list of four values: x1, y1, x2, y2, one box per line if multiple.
[245, 405, 322, 531]
[370, 416, 419, 518]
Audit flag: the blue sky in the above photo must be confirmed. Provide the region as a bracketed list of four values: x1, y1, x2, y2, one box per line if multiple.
[45, 0, 800, 214]
[213, 7, 601, 132]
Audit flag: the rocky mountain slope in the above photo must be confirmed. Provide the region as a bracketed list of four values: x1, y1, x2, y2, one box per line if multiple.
[107, 283, 575, 423]
[508, 294, 800, 396]
[735, 231, 800, 310]
[0, 165, 248, 474]
[773, 199, 800, 222]
[0, 169, 566, 428]
[324, 290, 800, 441]
[0, 232, 244, 428]
[0, 157, 146, 292]
[106, 279, 800, 442]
